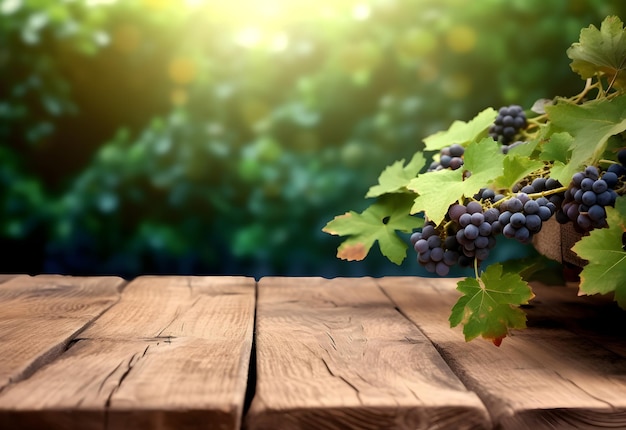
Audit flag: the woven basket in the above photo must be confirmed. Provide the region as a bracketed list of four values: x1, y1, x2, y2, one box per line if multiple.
[532, 218, 587, 267]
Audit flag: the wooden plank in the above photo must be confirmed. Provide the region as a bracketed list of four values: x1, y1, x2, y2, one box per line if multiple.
[378, 277, 626, 429]
[525, 282, 626, 358]
[246, 276, 490, 430]
[0, 274, 21, 284]
[0, 276, 255, 430]
[0, 275, 125, 392]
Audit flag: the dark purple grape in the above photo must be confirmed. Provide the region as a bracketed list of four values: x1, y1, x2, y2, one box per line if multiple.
[430, 247, 444, 262]
[464, 224, 479, 240]
[523, 200, 539, 214]
[415, 239, 429, 254]
[587, 205, 605, 221]
[602, 172, 618, 188]
[449, 144, 464, 157]
[466, 201, 482, 214]
[435, 262, 450, 276]
[619, 149, 626, 165]
[582, 191, 596, 206]
[510, 212, 526, 228]
[448, 204, 466, 222]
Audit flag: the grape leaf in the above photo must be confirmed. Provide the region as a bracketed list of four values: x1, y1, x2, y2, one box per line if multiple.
[567, 16, 626, 90]
[545, 94, 626, 184]
[572, 196, 626, 308]
[408, 137, 504, 225]
[365, 152, 426, 198]
[506, 138, 539, 158]
[449, 264, 535, 345]
[423, 108, 497, 151]
[322, 193, 423, 265]
[539, 131, 573, 164]
[492, 155, 544, 189]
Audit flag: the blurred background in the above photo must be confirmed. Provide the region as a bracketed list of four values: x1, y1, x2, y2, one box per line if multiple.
[2, 0, 625, 279]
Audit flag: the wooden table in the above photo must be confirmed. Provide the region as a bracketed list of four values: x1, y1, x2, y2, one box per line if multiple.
[0, 275, 625, 429]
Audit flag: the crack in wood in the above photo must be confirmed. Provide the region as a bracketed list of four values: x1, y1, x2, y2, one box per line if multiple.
[320, 357, 363, 405]
[103, 345, 150, 430]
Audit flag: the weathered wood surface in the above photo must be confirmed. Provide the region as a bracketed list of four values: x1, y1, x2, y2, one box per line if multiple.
[246, 276, 491, 430]
[378, 277, 626, 430]
[0, 275, 125, 393]
[0, 276, 256, 430]
[1, 275, 625, 430]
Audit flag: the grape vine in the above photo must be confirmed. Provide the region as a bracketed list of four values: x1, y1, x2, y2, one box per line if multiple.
[323, 16, 626, 345]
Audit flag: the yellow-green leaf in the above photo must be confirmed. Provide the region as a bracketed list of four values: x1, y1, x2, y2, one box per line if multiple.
[573, 196, 626, 308]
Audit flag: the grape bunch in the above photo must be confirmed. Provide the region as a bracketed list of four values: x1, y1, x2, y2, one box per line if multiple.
[488, 105, 527, 144]
[497, 193, 556, 243]
[410, 223, 459, 276]
[556, 166, 619, 231]
[410, 200, 502, 276]
[449, 201, 499, 262]
[428, 144, 465, 171]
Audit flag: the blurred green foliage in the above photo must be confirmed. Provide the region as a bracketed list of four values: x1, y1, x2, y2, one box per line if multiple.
[2, 0, 626, 277]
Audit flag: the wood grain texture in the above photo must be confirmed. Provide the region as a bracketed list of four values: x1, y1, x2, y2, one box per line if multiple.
[246, 276, 490, 430]
[0, 274, 21, 284]
[0, 276, 256, 430]
[378, 277, 626, 430]
[0, 275, 125, 392]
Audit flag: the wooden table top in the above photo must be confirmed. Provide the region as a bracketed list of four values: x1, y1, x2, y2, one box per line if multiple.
[0, 274, 624, 430]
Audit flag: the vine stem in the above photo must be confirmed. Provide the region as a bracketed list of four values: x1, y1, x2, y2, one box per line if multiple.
[474, 257, 481, 284]
[525, 185, 569, 199]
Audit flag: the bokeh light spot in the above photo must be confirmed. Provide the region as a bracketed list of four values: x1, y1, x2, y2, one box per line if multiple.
[168, 57, 197, 85]
[446, 25, 476, 53]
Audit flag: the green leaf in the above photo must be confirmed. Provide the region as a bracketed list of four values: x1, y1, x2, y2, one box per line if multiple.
[322, 194, 423, 265]
[567, 16, 626, 89]
[365, 151, 426, 198]
[449, 264, 535, 345]
[408, 137, 504, 225]
[573, 196, 626, 308]
[423, 108, 497, 151]
[545, 94, 626, 184]
[539, 132, 573, 164]
[506, 138, 539, 158]
[493, 155, 544, 189]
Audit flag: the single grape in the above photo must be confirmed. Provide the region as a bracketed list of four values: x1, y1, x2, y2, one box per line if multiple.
[449, 144, 464, 157]
[422, 224, 436, 238]
[587, 205, 605, 221]
[576, 214, 592, 230]
[602, 172, 618, 188]
[459, 213, 472, 227]
[435, 262, 450, 276]
[525, 214, 542, 232]
[466, 201, 483, 214]
[448, 204, 467, 222]
[619, 148, 626, 165]
[585, 166, 599, 180]
[581, 178, 594, 191]
[463, 224, 479, 240]
[430, 247, 444, 262]
[470, 212, 485, 226]
[515, 226, 530, 242]
[523, 200, 539, 215]
[450, 157, 464, 170]
[415, 239, 429, 254]
[581, 190, 596, 206]
[507, 198, 523, 213]
[510, 212, 526, 228]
